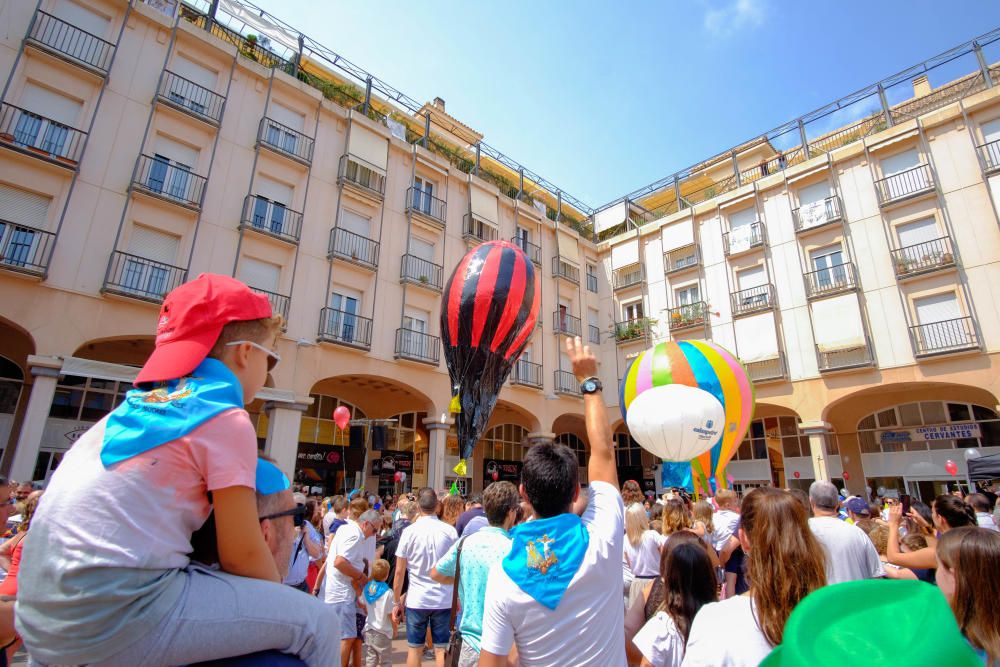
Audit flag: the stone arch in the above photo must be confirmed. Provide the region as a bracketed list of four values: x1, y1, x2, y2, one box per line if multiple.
[308, 374, 435, 420]
[486, 400, 540, 433]
[73, 335, 155, 367]
[0, 317, 36, 471]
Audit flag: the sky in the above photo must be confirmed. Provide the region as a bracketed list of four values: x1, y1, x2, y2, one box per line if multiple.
[250, 0, 1000, 209]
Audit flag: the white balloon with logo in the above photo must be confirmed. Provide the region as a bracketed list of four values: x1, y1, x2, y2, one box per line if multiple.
[625, 384, 726, 462]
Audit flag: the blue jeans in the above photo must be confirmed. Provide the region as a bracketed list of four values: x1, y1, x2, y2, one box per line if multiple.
[404, 608, 450, 649]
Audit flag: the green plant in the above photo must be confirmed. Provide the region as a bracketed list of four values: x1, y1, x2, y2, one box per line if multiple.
[418, 275, 429, 284]
[246, 34, 257, 44]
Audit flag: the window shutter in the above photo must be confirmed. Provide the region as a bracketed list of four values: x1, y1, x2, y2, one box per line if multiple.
[268, 102, 304, 132]
[171, 54, 217, 90]
[153, 134, 199, 168]
[53, 0, 111, 37]
[127, 225, 179, 264]
[896, 218, 939, 248]
[798, 181, 831, 207]
[410, 236, 435, 261]
[737, 265, 766, 290]
[255, 176, 293, 205]
[239, 257, 280, 292]
[915, 293, 960, 324]
[0, 184, 50, 228]
[728, 206, 757, 230]
[19, 83, 82, 127]
[339, 209, 370, 237]
[880, 149, 920, 176]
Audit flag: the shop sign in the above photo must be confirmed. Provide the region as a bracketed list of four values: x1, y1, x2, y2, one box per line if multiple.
[484, 459, 522, 483]
[296, 443, 345, 469]
[879, 424, 981, 444]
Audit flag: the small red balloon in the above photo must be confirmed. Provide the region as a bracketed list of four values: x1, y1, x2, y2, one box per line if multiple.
[945, 460, 958, 476]
[793, 471, 801, 479]
[394, 471, 402, 482]
[842, 471, 851, 481]
[333, 406, 350, 430]
[491, 472, 499, 481]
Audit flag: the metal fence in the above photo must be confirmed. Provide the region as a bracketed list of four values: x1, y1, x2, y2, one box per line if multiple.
[722, 222, 765, 256]
[667, 302, 708, 331]
[0, 103, 86, 164]
[511, 236, 541, 266]
[910, 317, 979, 356]
[241, 195, 302, 243]
[400, 254, 443, 289]
[157, 70, 225, 123]
[318, 307, 372, 349]
[612, 263, 644, 290]
[28, 10, 115, 74]
[328, 227, 379, 268]
[552, 257, 580, 284]
[104, 251, 186, 302]
[250, 287, 290, 320]
[874, 164, 935, 206]
[664, 245, 700, 274]
[133, 154, 206, 208]
[462, 214, 498, 244]
[553, 311, 582, 336]
[258, 117, 314, 163]
[792, 195, 842, 232]
[890, 236, 955, 277]
[0, 221, 56, 275]
[394, 328, 440, 364]
[338, 154, 386, 196]
[804, 262, 858, 299]
[554, 370, 581, 396]
[406, 187, 446, 225]
[731, 284, 775, 317]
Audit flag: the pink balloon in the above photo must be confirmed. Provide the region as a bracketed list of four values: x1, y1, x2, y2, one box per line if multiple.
[491, 472, 499, 481]
[333, 406, 350, 430]
[945, 460, 958, 476]
[394, 471, 402, 482]
[400, 472, 407, 482]
[793, 471, 801, 479]
[842, 471, 851, 481]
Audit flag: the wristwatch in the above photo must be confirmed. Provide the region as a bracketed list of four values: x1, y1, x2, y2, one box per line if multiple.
[580, 377, 602, 395]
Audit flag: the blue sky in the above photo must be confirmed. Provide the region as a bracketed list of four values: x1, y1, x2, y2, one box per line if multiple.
[251, 0, 1000, 208]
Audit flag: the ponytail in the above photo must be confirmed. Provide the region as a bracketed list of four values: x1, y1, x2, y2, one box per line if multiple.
[933, 495, 976, 529]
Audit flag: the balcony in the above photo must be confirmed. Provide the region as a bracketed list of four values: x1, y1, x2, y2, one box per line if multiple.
[0, 103, 86, 167]
[132, 154, 206, 209]
[586, 272, 598, 293]
[394, 328, 441, 365]
[588, 324, 601, 345]
[730, 284, 775, 318]
[553, 311, 582, 337]
[874, 165, 935, 207]
[157, 70, 225, 125]
[977, 139, 1000, 174]
[744, 354, 786, 383]
[664, 244, 701, 275]
[792, 196, 843, 234]
[891, 236, 956, 279]
[318, 307, 372, 350]
[511, 236, 542, 267]
[614, 318, 651, 345]
[251, 287, 290, 321]
[804, 262, 858, 299]
[552, 257, 580, 284]
[554, 370, 581, 397]
[406, 187, 447, 228]
[338, 154, 385, 200]
[240, 196, 302, 245]
[26, 10, 115, 76]
[510, 358, 543, 389]
[722, 222, 766, 257]
[911, 317, 980, 357]
[0, 221, 55, 277]
[258, 117, 314, 165]
[103, 251, 186, 303]
[400, 254, 443, 291]
[817, 344, 874, 373]
[667, 302, 709, 332]
[462, 214, 498, 245]
[612, 263, 644, 291]
[328, 227, 379, 270]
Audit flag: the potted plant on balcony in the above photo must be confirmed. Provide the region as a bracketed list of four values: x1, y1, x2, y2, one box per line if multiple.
[894, 256, 914, 275]
[418, 275, 429, 284]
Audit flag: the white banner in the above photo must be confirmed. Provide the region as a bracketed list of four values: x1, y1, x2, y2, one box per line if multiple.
[878, 423, 982, 445]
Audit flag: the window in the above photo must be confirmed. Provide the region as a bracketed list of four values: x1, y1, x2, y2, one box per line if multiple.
[409, 236, 435, 262]
[124, 225, 179, 296]
[239, 257, 280, 293]
[54, 0, 111, 37]
[18, 82, 82, 154]
[483, 424, 528, 461]
[339, 209, 371, 238]
[515, 227, 529, 249]
[586, 263, 598, 293]
[734, 418, 773, 461]
[556, 432, 587, 467]
[914, 292, 961, 325]
[265, 102, 304, 153]
[623, 300, 644, 322]
[329, 290, 360, 341]
[300, 395, 365, 448]
[896, 217, 939, 250]
[412, 176, 436, 214]
[810, 244, 846, 287]
[0, 357, 24, 415]
[49, 375, 129, 422]
[675, 285, 699, 305]
[614, 431, 643, 467]
[857, 401, 999, 453]
[169, 54, 217, 114]
[881, 149, 921, 177]
[401, 309, 431, 358]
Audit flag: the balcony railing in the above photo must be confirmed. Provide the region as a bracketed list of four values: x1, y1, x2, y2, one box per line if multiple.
[588, 324, 601, 345]
[251, 287, 290, 321]
[157, 70, 225, 124]
[874, 165, 935, 206]
[406, 187, 447, 226]
[804, 262, 858, 299]
[586, 272, 598, 293]
[554, 370, 581, 396]
[730, 284, 775, 317]
[744, 354, 786, 382]
[668, 302, 708, 331]
[817, 344, 874, 372]
[240, 195, 302, 244]
[614, 319, 650, 345]
[0, 103, 86, 166]
[338, 154, 386, 197]
[792, 196, 842, 233]
[553, 311, 582, 337]
[258, 117, 314, 164]
[318, 307, 372, 350]
[552, 257, 580, 284]
[664, 245, 700, 274]
[394, 328, 441, 364]
[132, 154, 206, 209]
[612, 263, 644, 291]
[328, 227, 379, 269]
[27, 10, 115, 75]
[911, 317, 979, 357]
[891, 236, 956, 278]
[462, 214, 498, 244]
[511, 236, 542, 266]
[977, 139, 1000, 174]
[103, 251, 186, 303]
[722, 222, 765, 256]
[510, 358, 543, 389]
[0, 221, 55, 276]
[400, 254, 443, 290]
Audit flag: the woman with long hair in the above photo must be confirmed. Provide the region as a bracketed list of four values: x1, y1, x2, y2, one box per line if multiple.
[681, 487, 826, 666]
[624, 502, 667, 608]
[661, 498, 693, 537]
[622, 479, 645, 507]
[691, 501, 716, 549]
[936, 527, 1000, 664]
[887, 494, 976, 570]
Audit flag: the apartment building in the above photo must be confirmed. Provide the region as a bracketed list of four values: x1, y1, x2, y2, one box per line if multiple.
[0, 0, 997, 501]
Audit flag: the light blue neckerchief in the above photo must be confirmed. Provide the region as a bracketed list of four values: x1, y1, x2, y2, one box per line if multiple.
[363, 580, 391, 604]
[256, 459, 290, 494]
[101, 358, 244, 467]
[502, 513, 589, 610]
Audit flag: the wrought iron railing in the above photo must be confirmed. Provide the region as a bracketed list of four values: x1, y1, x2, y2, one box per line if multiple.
[667, 302, 708, 331]
[394, 328, 440, 364]
[977, 139, 1000, 174]
[744, 354, 786, 382]
[817, 344, 873, 372]
[241, 195, 302, 243]
[891, 71, 987, 124]
[406, 187, 446, 225]
[511, 236, 541, 266]
[664, 244, 700, 274]
[554, 370, 581, 396]
[0, 103, 86, 164]
[874, 164, 935, 206]
[730, 284, 775, 317]
[614, 319, 650, 344]
[318, 307, 373, 349]
[103, 251, 186, 302]
[258, 117, 314, 163]
[612, 263, 644, 290]
[552, 257, 580, 284]
[328, 227, 379, 268]
[250, 287, 290, 321]
[27, 10, 115, 74]
[0, 221, 55, 276]
[588, 325, 601, 345]
[462, 214, 498, 244]
[400, 254, 443, 290]
[338, 154, 386, 196]
[157, 70, 225, 124]
[804, 262, 858, 299]
[910, 317, 979, 356]
[722, 222, 765, 256]
[891, 236, 955, 278]
[510, 358, 543, 388]
[133, 154, 206, 208]
[792, 195, 842, 232]
[553, 311, 582, 336]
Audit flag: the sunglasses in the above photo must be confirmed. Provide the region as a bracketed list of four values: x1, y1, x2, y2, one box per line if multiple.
[259, 504, 308, 527]
[226, 340, 281, 371]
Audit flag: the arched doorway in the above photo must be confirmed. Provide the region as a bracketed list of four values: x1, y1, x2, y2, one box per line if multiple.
[612, 423, 657, 495]
[0, 318, 34, 473]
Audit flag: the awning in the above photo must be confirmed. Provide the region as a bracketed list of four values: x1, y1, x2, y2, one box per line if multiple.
[347, 123, 388, 172]
[556, 229, 579, 264]
[968, 452, 1000, 481]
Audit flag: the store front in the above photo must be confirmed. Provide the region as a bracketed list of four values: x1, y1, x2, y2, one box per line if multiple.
[373, 449, 413, 497]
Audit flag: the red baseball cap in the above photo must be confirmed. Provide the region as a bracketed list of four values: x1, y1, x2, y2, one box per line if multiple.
[135, 273, 273, 385]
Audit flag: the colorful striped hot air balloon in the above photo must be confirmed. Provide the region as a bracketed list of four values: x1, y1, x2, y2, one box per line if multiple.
[441, 241, 540, 476]
[619, 340, 755, 495]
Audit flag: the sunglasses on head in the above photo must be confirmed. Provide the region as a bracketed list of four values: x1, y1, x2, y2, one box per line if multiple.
[259, 503, 308, 527]
[226, 340, 280, 371]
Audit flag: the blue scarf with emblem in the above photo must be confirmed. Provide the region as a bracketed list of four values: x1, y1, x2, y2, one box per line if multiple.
[101, 358, 244, 467]
[501, 513, 590, 610]
[363, 580, 391, 604]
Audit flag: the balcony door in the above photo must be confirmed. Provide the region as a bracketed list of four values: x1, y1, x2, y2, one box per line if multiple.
[330, 291, 360, 343]
[402, 310, 429, 359]
[810, 244, 846, 289]
[914, 292, 963, 351]
[515, 226, 530, 252]
[737, 266, 767, 308]
[412, 176, 436, 215]
[880, 148, 926, 198]
[895, 217, 940, 265]
[623, 300, 644, 323]
[124, 225, 179, 297]
[16, 83, 81, 158]
[0, 184, 49, 267]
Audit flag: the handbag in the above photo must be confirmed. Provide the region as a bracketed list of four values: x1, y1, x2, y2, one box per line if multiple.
[444, 536, 467, 667]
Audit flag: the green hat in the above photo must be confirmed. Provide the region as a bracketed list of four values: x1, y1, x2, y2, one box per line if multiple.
[761, 579, 980, 667]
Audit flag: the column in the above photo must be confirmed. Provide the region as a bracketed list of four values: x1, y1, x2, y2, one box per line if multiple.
[798, 421, 832, 485]
[527, 432, 555, 447]
[263, 400, 309, 480]
[423, 417, 453, 491]
[10, 356, 62, 483]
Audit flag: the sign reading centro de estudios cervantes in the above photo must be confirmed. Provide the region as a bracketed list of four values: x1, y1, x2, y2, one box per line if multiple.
[878, 423, 981, 445]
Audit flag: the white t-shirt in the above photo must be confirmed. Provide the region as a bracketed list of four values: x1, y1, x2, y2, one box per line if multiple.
[479, 480, 626, 666]
[324, 520, 365, 604]
[396, 514, 457, 609]
[711, 509, 740, 552]
[808, 516, 885, 584]
[976, 512, 998, 531]
[682, 595, 772, 667]
[363, 586, 394, 637]
[633, 611, 686, 667]
[624, 530, 667, 577]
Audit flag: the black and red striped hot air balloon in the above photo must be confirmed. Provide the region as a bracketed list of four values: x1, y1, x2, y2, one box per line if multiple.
[441, 240, 540, 475]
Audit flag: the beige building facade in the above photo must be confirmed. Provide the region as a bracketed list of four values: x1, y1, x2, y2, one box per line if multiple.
[0, 0, 998, 501]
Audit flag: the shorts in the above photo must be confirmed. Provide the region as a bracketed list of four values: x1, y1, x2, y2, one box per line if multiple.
[404, 608, 450, 649]
[327, 599, 357, 640]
